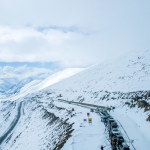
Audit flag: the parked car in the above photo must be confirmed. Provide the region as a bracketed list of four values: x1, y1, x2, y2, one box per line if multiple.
[111, 122, 118, 128]
[105, 114, 111, 118]
[116, 135, 124, 145]
[109, 116, 114, 119]
[95, 108, 100, 113]
[104, 112, 109, 116]
[108, 118, 116, 126]
[111, 128, 120, 135]
[118, 143, 130, 150]
[90, 108, 94, 112]
[101, 109, 109, 115]
[110, 123, 118, 132]
[101, 109, 107, 113]
[101, 116, 108, 122]
[109, 132, 116, 140]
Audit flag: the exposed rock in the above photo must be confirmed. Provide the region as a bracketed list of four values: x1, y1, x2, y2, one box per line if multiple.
[125, 102, 130, 105]
[146, 115, 150, 121]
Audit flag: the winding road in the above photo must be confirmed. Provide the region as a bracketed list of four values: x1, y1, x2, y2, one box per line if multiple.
[0, 102, 22, 145]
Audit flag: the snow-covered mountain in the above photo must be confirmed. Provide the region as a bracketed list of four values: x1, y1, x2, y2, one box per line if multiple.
[43, 50, 150, 118]
[49, 50, 150, 92]
[33, 68, 85, 91]
[0, 50, 150, 150]
[1, 68, 85, 101]
[40, 49, 150, 150]
[0, 65, 53, 98]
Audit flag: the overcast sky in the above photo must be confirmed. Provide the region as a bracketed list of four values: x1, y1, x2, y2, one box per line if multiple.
[0, 0, 150, 69]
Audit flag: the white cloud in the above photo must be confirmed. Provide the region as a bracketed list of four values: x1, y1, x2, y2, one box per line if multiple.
[0, 26, 105, 67]
[0, 65, 53, 79]
[3, 66, 14, 73]
[0, 0, 150, 67]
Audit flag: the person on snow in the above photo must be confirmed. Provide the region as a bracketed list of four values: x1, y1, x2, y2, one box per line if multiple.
[111, 140, 115, 146]
[104, 119, 107, 126]
[114, 137, 117, 146]
[111, 139, 117, 149]
[101, 145, 106, 150]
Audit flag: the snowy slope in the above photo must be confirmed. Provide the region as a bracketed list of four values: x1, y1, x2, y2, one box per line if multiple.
[0, 94, 75, 150]
[40, 49, 150, 150]
[0, 68, 84, 101]
[32, 68, 85, 91]
[49, 50, 150, 92]
[0, 90, 111, 150]
[0, 50, 150, 150]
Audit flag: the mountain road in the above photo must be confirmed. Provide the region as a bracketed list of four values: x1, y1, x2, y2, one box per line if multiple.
[0, 102, 22, 146]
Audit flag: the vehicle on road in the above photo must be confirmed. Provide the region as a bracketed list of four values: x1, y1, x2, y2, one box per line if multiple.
[111, 122, 118, 127]
[95, 108, 100, 113]
[109, 123, 118, 132]
[109, 132, 116, 140]
[111, 128, 120, 136]
[101, 116, 108, 122]
[101, 109, 109, 116]
[118, 143, 130, 150]
[105, 114, 111, 118]
[109, 122, 118, 129]
[108, 116, 114, 120]
[90, 108, 94, 112]
[116, 135, 124, 145]
[108, 118, 116, 126]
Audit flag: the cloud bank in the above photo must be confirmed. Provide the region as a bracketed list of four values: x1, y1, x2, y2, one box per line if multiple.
[0, 0, 150, 67]
[0, 65, 53, 79]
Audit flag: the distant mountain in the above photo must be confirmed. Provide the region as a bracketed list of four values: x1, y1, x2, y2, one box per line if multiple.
[5, 78, 41, 96]
[0, 65, 53, 98]
[0, 68, 85, 101]
[0, 78, 18, 93]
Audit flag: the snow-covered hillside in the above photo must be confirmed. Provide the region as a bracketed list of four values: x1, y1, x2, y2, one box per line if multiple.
[43, 50, 150, 122]
[50, 50, 150, 92]
[0, 50, 150, 150]
[32, 68, 85, 92]
[0, 93, 75, 150]
[41, 49, 150, 149]
[1, 68, 84, 101]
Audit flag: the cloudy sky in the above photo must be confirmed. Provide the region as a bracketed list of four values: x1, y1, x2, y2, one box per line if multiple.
[0, 0, 150, 69]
